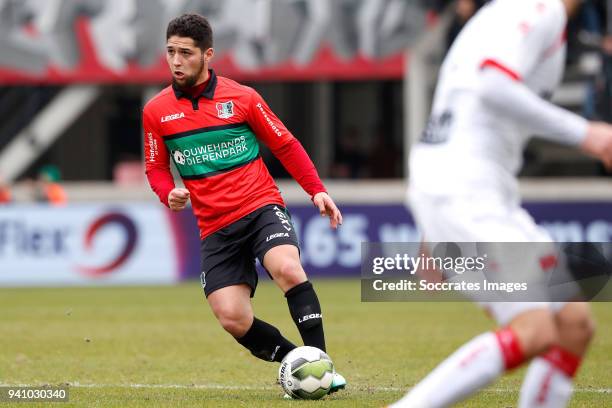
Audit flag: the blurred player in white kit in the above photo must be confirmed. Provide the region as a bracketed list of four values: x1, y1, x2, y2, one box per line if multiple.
[392, 0, 612, 407]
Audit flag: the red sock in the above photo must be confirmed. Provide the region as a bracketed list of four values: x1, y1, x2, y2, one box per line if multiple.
[495, 327, 525, 370]
[542, 345, 581, 377]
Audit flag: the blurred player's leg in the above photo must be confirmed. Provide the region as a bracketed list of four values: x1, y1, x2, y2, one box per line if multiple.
[518, 303, 595, 408]
[263, 245, 326, 351]
[208, 284, 295, 362]
[391, 308, 558, 408]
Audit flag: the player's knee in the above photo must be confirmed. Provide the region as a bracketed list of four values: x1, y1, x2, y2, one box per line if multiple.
[533, 324, 559, 355]
[512, 311, 558, 357]
[216, 307, 252, 337]
[220, 315, 251, 337]
[557, 304, 596, 352]
[276, 259, 306, 287]
[582, 314, 596, 344]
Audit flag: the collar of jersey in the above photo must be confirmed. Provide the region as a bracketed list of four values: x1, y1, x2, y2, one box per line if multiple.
[172, 69, 217, 101]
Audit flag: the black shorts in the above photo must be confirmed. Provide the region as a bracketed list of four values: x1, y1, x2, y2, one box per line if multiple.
[200, 204, 300, 298]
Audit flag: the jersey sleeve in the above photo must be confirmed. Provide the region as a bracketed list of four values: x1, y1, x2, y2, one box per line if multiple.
[246, 87, 294, 149]
[143, 107, 175, 207]
[247, 88, 326, 198]
[479, 1, 566, 80]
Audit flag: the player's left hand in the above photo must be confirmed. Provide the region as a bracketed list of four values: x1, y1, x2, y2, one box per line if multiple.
[313, 192, 343, 229]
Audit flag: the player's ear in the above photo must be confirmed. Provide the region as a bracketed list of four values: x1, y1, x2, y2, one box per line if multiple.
[204, 47, 214, 63]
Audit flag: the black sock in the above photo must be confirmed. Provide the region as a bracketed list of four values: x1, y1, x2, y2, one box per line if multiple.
[236, 317, 296, 362]
[285, 281, 326, 351]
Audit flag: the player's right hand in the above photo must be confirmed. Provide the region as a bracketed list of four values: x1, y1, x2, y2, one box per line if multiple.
[313, 192, 343, 229]
[168, 188, 190, 211]
[581, 121, 612, 170]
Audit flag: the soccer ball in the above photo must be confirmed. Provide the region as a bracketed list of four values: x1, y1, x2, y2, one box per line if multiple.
[172, 150, 186, 165]
[278, 346, 334, 400]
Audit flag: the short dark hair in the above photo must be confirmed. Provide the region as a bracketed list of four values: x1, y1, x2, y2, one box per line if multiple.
[166, 14, 213, 50]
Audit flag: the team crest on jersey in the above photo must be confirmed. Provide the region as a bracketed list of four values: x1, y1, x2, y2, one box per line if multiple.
[216, 101, 234, 119]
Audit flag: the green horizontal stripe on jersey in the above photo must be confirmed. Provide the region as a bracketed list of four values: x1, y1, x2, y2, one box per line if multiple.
[181, 155, 261, 180]
[164, 123, 260, 178]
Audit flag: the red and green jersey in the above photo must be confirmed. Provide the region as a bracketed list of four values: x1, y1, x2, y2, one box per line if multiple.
[143, 70, 325, 238]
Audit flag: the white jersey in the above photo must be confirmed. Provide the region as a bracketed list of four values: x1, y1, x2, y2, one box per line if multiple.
[410, 0, 568, 200]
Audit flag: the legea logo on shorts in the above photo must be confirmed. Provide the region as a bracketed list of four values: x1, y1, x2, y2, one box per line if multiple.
[266, 232, 289, 242]
[76, 212, 138, 277]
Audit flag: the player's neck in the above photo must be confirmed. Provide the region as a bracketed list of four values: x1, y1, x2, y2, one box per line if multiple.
[193, 68, 210, 88]
[185, 70, 210, 97]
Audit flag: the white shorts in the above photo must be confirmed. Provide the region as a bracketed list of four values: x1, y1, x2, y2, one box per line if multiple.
[408, 187, 566, 325]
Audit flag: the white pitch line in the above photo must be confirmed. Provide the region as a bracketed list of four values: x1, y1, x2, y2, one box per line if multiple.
[0, 383, 276, 391]
[1, 383, 611, 394]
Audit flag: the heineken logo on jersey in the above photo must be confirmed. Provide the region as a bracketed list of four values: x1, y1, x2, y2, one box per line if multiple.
[216, 101, 234, 119]
[165, 123, 259, 179]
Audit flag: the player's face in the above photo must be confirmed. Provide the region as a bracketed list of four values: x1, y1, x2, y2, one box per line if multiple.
[166, 36, 213, 88]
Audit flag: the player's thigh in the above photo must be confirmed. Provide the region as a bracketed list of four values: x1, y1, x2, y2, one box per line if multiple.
[250, 205, 304, 285]
[200, 220, 259, 298]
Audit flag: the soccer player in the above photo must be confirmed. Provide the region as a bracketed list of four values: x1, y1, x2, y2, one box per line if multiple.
[143, 14, 346, 395]
[392, 0, 612, 407]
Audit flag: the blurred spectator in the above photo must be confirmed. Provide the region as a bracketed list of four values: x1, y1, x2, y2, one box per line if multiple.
[330, 126, 366, 178]
[34, 165, 67, 205]
[575, 0, 612, 122]
[113, 157, 145, 186]
[446, 0, 486, 50]
[578, 0, 606, 119]
[595, 0, 612, 121]
[599, 33, 612, 120]
[0, 175, 11, 204]
[368, 129, 401, 178]
[424, 0, 453, 26]
[425, 0, 454, 14]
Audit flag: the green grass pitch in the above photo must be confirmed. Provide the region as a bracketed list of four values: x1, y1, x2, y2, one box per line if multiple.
[1, 280, 610, 407]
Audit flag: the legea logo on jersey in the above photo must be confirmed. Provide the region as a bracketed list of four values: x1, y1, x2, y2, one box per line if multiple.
[216, 101, 234, 119]
[161, 112, 185, 123]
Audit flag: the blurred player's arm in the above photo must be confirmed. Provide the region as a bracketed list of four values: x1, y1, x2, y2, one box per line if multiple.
[478, 68, 587, 145]
[477, 68, 612, 168]
[476, 2, 612, 167]
[143, 108, 189, 210]
[246, 88, 342, 227]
